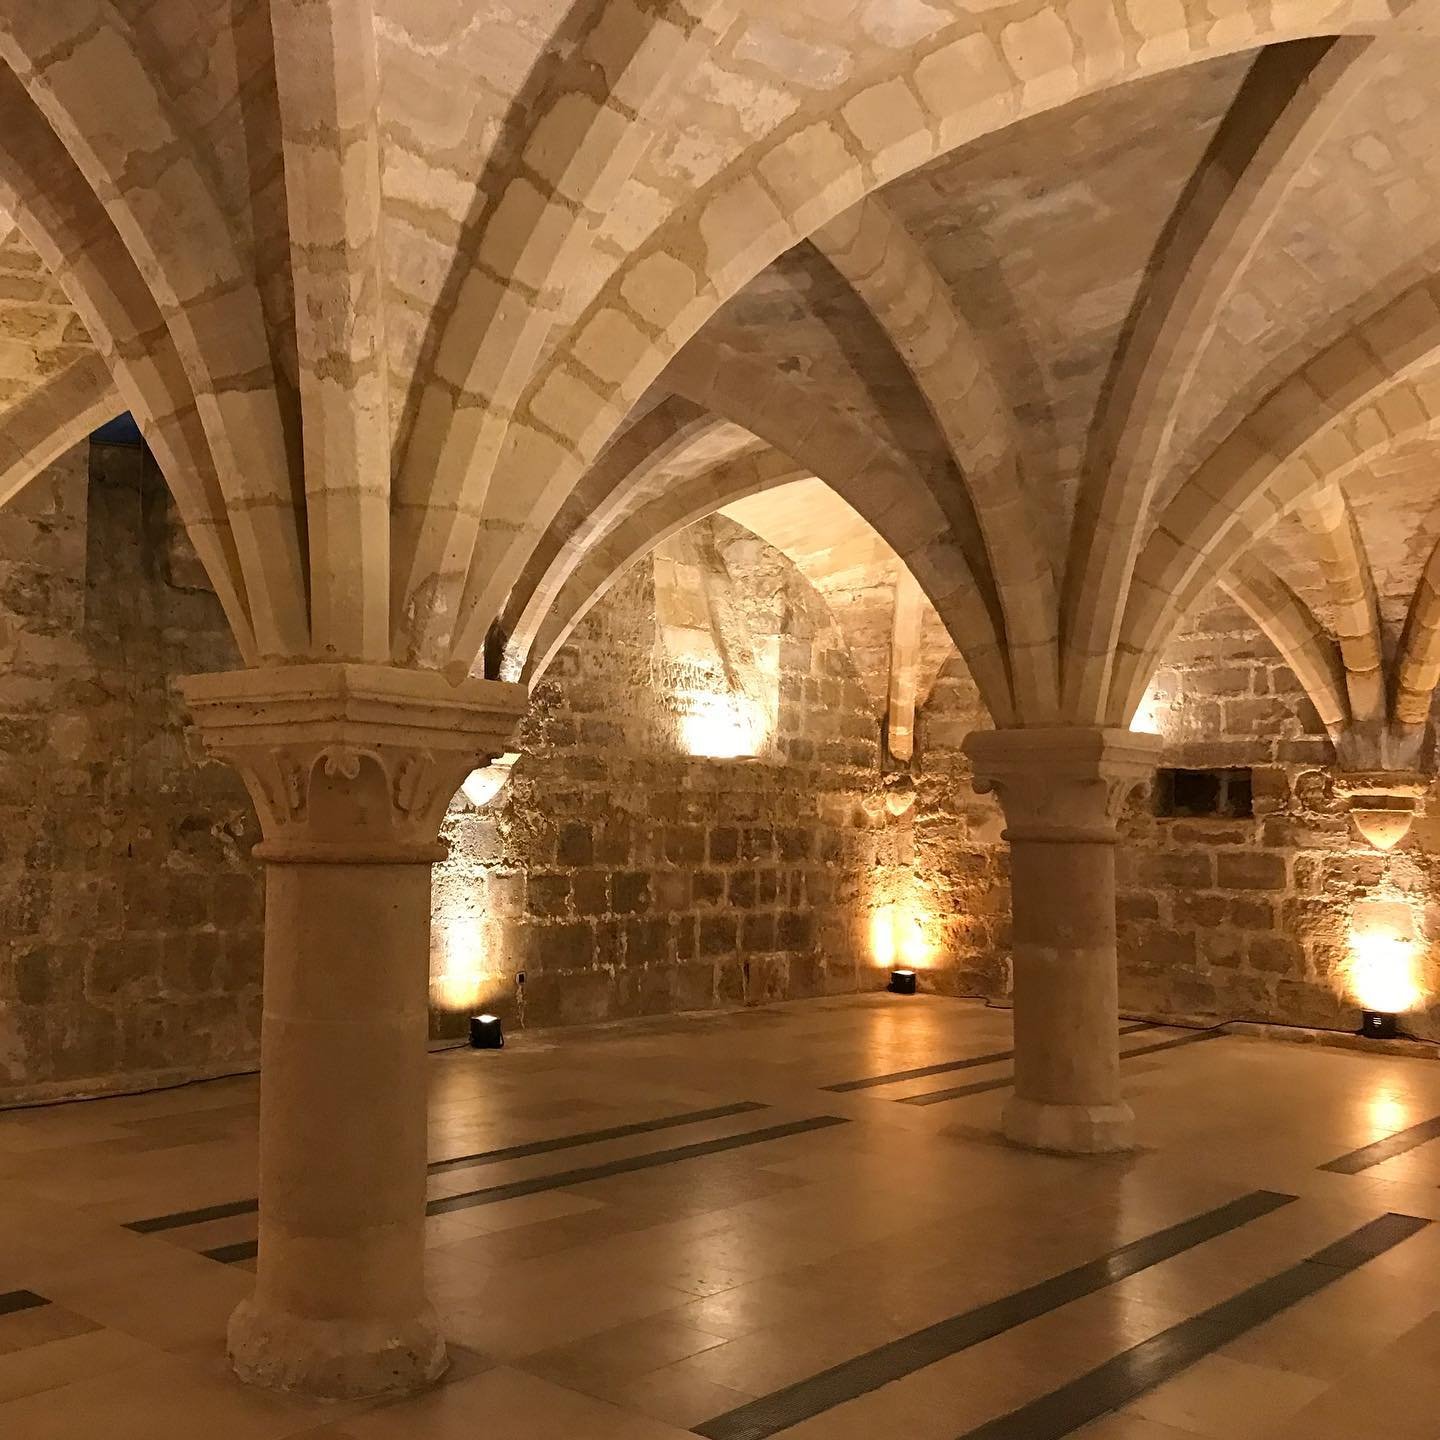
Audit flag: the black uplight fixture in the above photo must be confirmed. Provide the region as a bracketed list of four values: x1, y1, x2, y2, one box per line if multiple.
[889, 968, 918, 996]
[1360, 1009, 1399, 1040]
[469, 1014, 504, 1049]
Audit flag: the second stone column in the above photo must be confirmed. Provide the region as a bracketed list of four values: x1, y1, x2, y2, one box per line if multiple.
[964, 726, 1159, 1155]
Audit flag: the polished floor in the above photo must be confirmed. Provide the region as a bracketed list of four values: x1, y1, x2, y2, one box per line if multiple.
[3, 994, 1440, 1438]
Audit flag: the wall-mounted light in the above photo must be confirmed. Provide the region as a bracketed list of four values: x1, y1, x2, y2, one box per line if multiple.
[469, 1014, 504, 1049]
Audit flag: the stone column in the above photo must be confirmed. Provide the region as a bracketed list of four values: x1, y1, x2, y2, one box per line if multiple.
[963, 727, 1159, 1155]
[181, 664, 526, 1399]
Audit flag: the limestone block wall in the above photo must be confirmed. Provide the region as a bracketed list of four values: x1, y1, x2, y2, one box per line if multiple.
[429, 518, 890, 1037]
[1119, 592, 1440, 1043]
[913, 591, 1440, 1043]
[0, 440, 261, 1105]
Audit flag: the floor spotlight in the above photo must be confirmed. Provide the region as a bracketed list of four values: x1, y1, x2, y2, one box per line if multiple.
[469, 1014, 504, 1049]
[889, 969, 918, 996]
[1360, 1009, 1399, 1040]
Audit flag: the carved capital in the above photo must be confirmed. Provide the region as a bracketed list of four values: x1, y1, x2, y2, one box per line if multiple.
[963, 727, 1161, 845]
[180, 664, 528, 863]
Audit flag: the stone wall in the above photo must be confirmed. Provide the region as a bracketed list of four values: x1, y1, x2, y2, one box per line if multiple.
[428, 516, 890, 1036]
[912, 589, 1440, 1043]
[0, 439, 261, 1104]
[1118, 590, 1440, 1043]
[0, 469, 894, 1102]
[10, 438, 1440, 1105]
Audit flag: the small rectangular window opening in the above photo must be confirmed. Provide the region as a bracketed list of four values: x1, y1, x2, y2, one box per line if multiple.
[1155, 767, 1253, 819]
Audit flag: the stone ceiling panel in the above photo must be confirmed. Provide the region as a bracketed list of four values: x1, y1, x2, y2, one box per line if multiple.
[704, 246, 950, 475]
[876, 53, 1251, 524]
[1165, 45, 1440, 498]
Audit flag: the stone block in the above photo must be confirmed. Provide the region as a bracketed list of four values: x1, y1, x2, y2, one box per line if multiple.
[1138, 851, 1213, 889]
[1217, 851, 1287, 891]
[699, 915, 738, 957]
[526, 872, 571, 917]
[611, 871, 650, 914]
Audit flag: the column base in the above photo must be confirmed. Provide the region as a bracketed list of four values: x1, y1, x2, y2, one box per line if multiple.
[227, 1296, 448, 1400]
[1001, 1096, 1135, 1155]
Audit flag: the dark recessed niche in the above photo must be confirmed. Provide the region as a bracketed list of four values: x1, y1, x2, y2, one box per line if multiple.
[1155, 767, 1253, 819]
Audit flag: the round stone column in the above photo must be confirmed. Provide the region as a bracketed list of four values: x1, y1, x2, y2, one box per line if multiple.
[963, 727, 1159, 1155]
[181, 664, 526, 1399]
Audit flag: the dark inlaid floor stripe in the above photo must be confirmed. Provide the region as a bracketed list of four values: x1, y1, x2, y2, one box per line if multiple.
[823, 1024, 1157, 1093]
[428, 1100, 769, 1175]
[200, 1240, 260, 1265]
[127, 1196, 259, 1234]
[127, 1100, 771, 1234]
[427, 1114, 850, 1217]
[0, 1289, 49, 1316]
[692, 1188, 1296, 1440]
[201, 1113, 851, 1265]
[1318, 1112, 1440, 1174]
[955, 1211, 1429, 1440]
[899, 1027, 1226, 1107]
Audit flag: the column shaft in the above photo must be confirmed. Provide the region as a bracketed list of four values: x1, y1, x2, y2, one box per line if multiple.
[1006, 830, 1127, 1151]
[964, 726, 1158, 1154]
[229, 861, 440, 1395]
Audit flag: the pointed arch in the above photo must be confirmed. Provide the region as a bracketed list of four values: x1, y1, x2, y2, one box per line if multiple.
[0, 70, 257, 659]
[811, 194, 1057, 718]
[1293, 484, 1386, 723]
[1220, 559, 1350, 738]
[519, 446, 802, 685]
[1395, 536, 1440, 727]
[500, 396, 729, 677]
[392, 0, 733, 662]
[661, 340, 1015, 723]
[426, 0, 1400, 684]
[1062, 36, 1384, 720]
[1109, 274, 1440, 725]
[0, 353, 117, 508]
[0, 2, 307, 656]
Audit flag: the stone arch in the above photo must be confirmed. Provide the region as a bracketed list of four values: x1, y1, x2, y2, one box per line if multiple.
[811, 194, 1057, 718]
[392, 0, 732, 664]
[1062, 35, 1385, 722]
[0, 4, 307, 657]
[1395, 537, 1440, 726]
[661, 339, 1015, 722]
[1220, 558, 1350, 738]
[1293, 484, 1386, 723]
[0, 353, 117, 508]
[1109, 273, 1440, 725]
[518, 446, 804, 685]
[500, 395, 730, 677]
[447, 0, 1401, 686]
[0, 70, 259, 658]
[505, 352, 1014, 719]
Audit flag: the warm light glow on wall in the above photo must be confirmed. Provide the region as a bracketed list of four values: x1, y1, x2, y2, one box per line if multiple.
[461, 752, 518, 808]
[435, 914, 487, 1011]
[679, 691, 764, 759]
[1349, 929, 1423, 1015]
[1129, 682, 1169, 735]
[871, 903, 932, 970]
